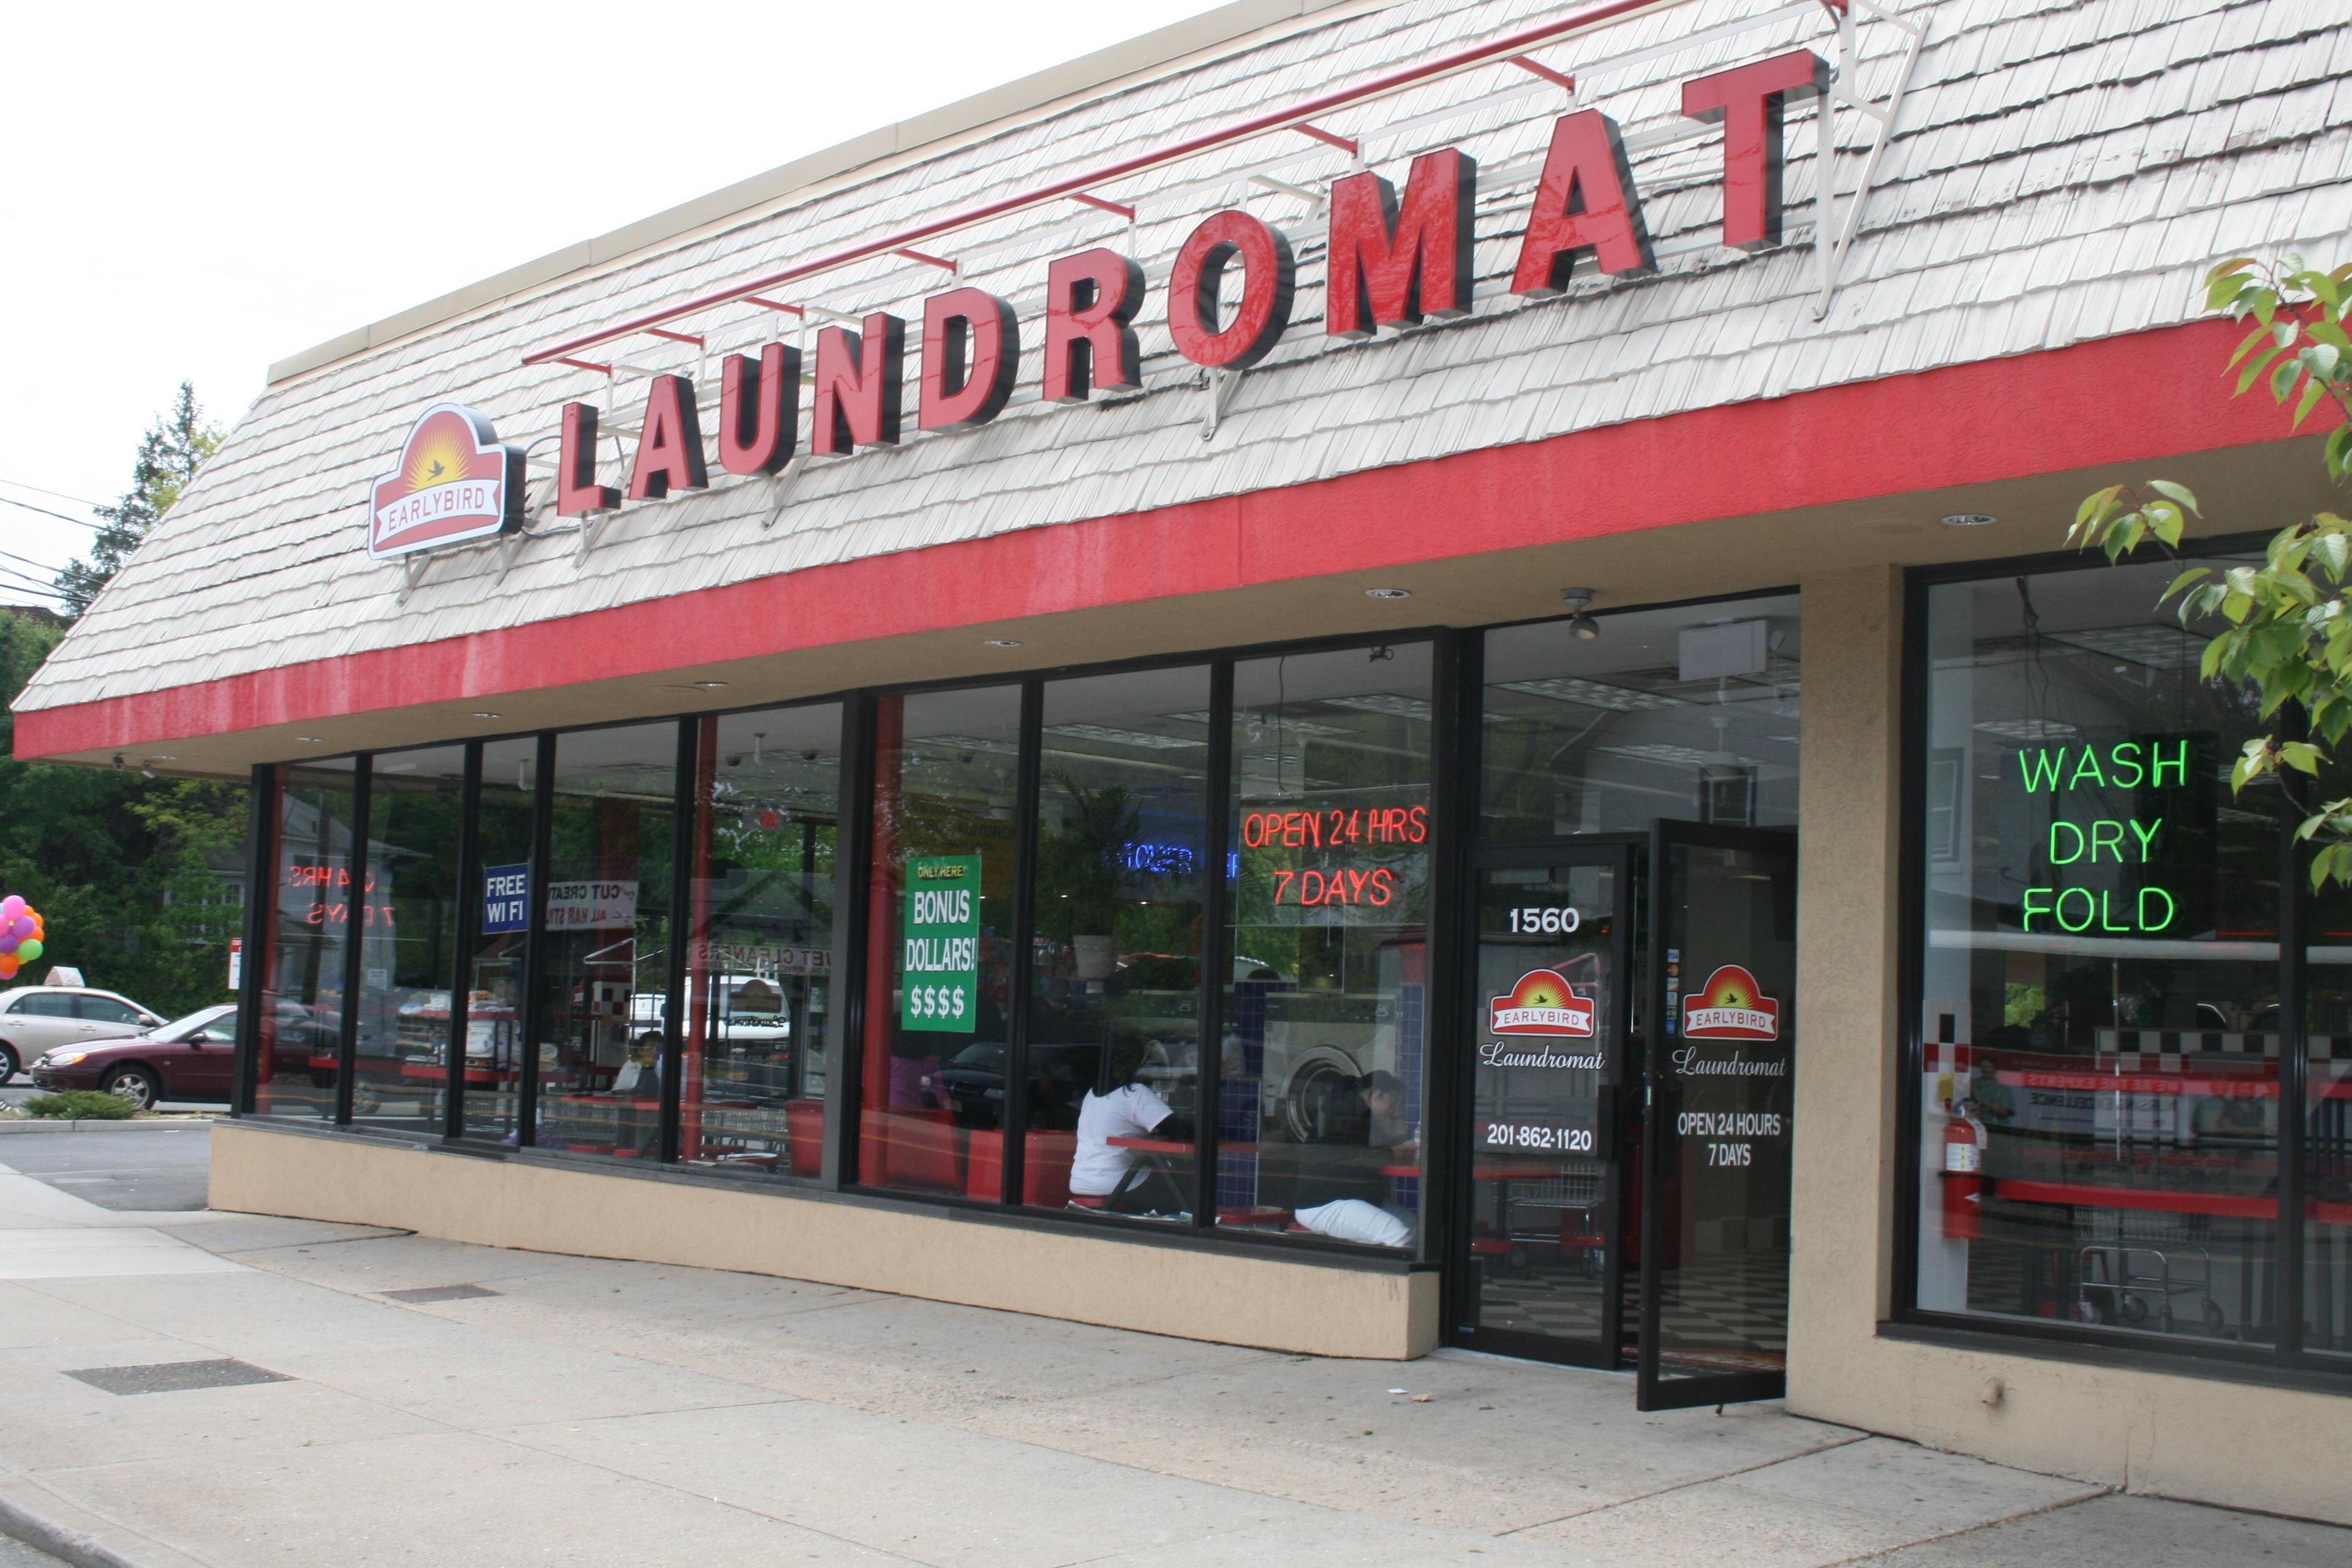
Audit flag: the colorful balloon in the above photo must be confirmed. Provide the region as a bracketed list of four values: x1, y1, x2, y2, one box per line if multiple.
[0, 936, 15, 956]
[7, 916, 26, 940]
[0, 896, 20, 918]
[0, 895, 45, 978]
[0, 958, 16, 981]
[15, 938, 39, 965]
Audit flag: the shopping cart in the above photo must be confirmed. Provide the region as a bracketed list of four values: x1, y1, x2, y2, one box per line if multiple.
[2073, 1208, 2225, 1336]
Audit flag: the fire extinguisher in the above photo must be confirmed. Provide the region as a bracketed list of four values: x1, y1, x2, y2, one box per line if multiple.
[1940, 1100, 1986, 1241]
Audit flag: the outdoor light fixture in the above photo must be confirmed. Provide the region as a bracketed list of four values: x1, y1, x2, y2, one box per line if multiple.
[296, 737, 326, 744]
[1562, 588, 1601, 641]
[1940, 512, 1999, 527]
[1365, 587, 1412, 600]
[690, 680, 729, 689]
[138, 763, 157, 780]
[984, 638, 1023, 648]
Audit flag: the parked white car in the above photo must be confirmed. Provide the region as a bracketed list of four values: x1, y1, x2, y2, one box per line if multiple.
[0, 983, 167, 1085]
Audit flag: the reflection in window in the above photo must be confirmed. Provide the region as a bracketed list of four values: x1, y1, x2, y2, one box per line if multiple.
[1219, 644, 1432, 1248]
[462, 739, 533, 1143]
[1483, 598, 1800, 838]
[2307, 815, 2352, 1357]
[1026, 668, 1210, 1220]
[1917, 560, 2279, 1344]
[354, 747, 466, 1134]
[683, 704, 840, 1178]
[861, 688, 1020, 1197]
[257, 760, 355, 1119]
[534, 723, 678, 1159]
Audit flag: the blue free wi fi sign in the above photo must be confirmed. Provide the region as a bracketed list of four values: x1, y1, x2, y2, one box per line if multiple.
[482, 865, 530, 935]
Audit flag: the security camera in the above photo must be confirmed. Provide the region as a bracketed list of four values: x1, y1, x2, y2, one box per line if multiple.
[726, 755, 745, 767]
[112, 754, 126, 771]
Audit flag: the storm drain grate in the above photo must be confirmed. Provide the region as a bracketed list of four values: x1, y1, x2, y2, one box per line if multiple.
[382, 1283, 500, 1304]
[66, 1359, 290, 1396]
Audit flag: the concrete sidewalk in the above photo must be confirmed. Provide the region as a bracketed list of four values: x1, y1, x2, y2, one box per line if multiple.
[1, 1152, 2346, 1567]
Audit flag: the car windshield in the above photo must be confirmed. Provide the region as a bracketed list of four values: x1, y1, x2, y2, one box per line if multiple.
[153, 1005, 238, 1042]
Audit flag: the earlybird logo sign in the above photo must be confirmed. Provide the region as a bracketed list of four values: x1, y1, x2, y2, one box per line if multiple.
[1679, 963, 1779, 1041]
[367, 404, 525, 559]
[1489, 969, 1596, 1037]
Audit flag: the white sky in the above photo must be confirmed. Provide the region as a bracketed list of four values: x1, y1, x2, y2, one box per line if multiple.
[0, 0, 1224, 606]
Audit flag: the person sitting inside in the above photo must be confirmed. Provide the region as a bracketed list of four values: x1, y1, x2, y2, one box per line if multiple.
[1362, 1069, 1418, 1158]
[1070, 1040, 1196, 1218]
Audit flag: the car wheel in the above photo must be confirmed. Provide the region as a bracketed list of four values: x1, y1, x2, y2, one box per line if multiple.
[0, 1041, 17, 1087]
[101, 1066, 162, 1110]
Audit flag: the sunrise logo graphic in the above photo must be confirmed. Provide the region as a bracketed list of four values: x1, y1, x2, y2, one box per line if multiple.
[1681, 963, 1780, 1041]
[1489, 968, 1596, 1036]
[368, 404, 525, 560]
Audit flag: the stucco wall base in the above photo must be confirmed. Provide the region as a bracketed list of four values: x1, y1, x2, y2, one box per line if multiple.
[209, 1122, 1438, 1360]
[1790, 1333, 2352, 1527]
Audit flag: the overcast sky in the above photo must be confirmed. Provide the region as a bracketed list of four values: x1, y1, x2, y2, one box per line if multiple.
[0, 0, 1223, 605]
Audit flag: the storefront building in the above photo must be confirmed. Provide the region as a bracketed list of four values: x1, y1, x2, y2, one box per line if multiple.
[17, 0, 2352, 1521]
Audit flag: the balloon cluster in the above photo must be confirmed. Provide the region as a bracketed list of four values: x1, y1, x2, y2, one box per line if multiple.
[0, 895, 45, 982]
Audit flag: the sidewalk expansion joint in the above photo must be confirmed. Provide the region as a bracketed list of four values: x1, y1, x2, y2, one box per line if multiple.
[1492, 1430, 1874, 1536]
[1816, 1484, 2119, 1566]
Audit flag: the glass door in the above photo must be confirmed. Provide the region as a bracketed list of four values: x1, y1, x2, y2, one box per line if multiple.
[1637, 820, 1798, 1409]
[1453, 843, 1634, 1365]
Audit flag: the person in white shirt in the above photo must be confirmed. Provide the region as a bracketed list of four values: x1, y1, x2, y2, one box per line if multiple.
[1070, 1060, 1196, 1217]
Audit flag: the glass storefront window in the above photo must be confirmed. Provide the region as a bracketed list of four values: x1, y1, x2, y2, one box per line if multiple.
[1483, 596, 1800, 838]
[2305, 824, 2352, 1357]
[1219, 643, 1432, 1248]
[1916, 557, 2280, 1344]
[683, 704, 842, 1178]
[354, 746, 466, 1134]
[861, 687, 1020, 1196]
[255, 760, 355, 1118]
[534, 723, 679, 1159]
[1023, 667, 1212, 1220]
[462, 739, 534, 1143]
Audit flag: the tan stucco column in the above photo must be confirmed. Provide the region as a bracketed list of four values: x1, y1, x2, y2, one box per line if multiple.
[1787, 565, 1905, 1394]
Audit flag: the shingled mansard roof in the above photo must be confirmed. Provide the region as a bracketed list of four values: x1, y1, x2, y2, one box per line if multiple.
[18, 0, 2351, 720]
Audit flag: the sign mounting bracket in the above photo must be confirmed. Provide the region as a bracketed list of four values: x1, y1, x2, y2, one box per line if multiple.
[1811, 0, 1927, 318]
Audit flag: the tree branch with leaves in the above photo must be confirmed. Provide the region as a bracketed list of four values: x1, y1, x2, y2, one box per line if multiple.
[2070, 256, 2352, 886]
[55, 382, 222, 619]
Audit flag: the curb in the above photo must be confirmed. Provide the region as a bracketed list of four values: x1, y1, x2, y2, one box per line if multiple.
[0, 1491, 150, 1568]
[0, 1118, 219, 1136]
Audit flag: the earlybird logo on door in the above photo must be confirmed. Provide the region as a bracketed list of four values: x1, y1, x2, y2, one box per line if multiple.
[367, 404, 525, 559]
[1484, 970, 1600, 1069]
[1680, 964, 1779, 1041]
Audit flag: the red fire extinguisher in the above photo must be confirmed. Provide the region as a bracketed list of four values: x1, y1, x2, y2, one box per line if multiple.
[1940, 1101, 1986, 1241]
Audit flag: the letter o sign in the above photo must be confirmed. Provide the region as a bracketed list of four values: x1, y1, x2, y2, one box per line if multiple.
[1168, 209, 1295, 370]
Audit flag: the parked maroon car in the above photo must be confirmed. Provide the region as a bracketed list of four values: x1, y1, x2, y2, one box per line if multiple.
[28, 1003, 243, 1109]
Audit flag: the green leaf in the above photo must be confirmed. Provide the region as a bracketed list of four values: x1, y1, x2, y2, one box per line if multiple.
[2304, 343, 2343, 380]
[2253, 288, 2282, 327]
[2298, 375, 2331, 428]
[2075, 485, 2122, 529]
[2146, 480, 2200, 515]
[2310, 319, 2352, 353]
[2328, 425, 2352, 483]
[2229, 322, 2275, 369]
[2280, 741, 2324, 774]
[2209, 257, 2260, 282]
[2272, 357, 2304, 403]
[2239, 345, 2286, 396]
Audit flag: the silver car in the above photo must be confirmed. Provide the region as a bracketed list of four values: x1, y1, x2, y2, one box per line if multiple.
[0, 986, 167, 1085]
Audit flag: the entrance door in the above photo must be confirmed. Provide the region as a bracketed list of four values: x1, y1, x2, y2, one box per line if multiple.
[1452, 843, 1634, 1365]
[1636, 821, 1798, 1409]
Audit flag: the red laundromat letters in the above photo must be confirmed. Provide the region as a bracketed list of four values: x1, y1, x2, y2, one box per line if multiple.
[626, 374, 709, 501]
[718, 343, 799, 475]
[1512, 109, 1655, 293]
[1681, 50, 1830, 251]
[1041, 249, 1145, 402]
[556, 401, 620, 516]
[812, 312, 907, 455]
[919, 287, 1022, 432]
[1326, 147, 1478, 339]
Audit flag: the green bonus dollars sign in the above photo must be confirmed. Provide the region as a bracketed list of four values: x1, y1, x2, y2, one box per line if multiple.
[901, 854, 980, 1033]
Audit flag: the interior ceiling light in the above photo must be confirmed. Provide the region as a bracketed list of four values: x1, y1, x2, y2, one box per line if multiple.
[983, 638, 1023, 648]
[1940, 512, 1999, 527]
[1365, 587, 1412, 600]
[1562, 587, 1601, 641]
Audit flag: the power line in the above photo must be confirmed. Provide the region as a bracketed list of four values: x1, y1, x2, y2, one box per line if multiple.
[0, 493, 101, 530]
[0, 567, 67, 600]
[0, 477, 104, 508]
[0, 546, 67, 575]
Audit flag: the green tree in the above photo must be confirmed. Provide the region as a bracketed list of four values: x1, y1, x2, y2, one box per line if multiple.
[54, 382, 223, 619]
[2071, 255, 2352, 886]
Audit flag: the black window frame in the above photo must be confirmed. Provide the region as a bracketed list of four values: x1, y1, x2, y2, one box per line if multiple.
[1894, 539, 2351, 1384]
